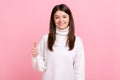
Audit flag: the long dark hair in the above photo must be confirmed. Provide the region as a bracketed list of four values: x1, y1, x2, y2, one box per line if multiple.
[48, 4, 75, 51]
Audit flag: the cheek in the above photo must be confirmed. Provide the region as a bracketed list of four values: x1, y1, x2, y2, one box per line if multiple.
[65, 17, 69, 22]
[54, 20, 59, 26]
[54, 18, 59, 22]
[65, 19, 69, 24]
[54, 19, 58, 24]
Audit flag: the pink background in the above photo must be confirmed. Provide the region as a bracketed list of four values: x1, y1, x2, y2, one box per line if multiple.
[0, 0, 120, 80]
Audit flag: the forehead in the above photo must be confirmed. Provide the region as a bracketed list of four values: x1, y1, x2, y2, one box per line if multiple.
[54, 10, 69, 16]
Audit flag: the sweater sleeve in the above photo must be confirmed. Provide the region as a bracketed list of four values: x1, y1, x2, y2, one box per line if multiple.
[73, 37, 85, 80]
[32, 35, 47, 72]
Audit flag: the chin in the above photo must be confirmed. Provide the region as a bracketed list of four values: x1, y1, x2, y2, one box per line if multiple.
[58, 26, 67, 29]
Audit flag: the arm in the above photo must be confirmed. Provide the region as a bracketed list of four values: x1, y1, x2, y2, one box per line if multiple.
[73, 37, 85, 80]
[32, 35, 46, 72]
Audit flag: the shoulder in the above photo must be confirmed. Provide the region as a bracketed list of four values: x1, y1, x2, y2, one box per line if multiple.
[39, 34, 48, 43]
[75, 35, 83, 43]
[75, 35, 84, 47]
[42, 34, 48, 39]
[74, 35, 84, 50]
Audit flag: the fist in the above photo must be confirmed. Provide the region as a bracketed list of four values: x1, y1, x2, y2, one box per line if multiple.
[32, 42, 38, 57]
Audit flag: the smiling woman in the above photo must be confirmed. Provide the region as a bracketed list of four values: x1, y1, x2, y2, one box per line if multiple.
[54, 10, 70, 30]
[31, 4, 85, 80]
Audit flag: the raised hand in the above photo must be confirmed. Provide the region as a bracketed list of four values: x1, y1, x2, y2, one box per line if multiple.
[32, 42, 38, 57]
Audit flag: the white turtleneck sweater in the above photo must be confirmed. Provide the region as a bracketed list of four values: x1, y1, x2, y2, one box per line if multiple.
[32, 27, 85, 80]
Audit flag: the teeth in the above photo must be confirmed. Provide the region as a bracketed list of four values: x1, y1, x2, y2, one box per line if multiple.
[59, 22, 64, 26]
[60, 24, 63, 26]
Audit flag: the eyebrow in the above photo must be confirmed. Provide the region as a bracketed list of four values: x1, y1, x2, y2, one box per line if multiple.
[54, 14, 68, 17]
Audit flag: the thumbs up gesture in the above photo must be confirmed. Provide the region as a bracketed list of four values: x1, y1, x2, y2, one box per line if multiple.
[32, 42, 38, 57]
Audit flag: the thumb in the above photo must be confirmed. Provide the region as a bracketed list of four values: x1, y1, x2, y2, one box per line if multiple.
[34, 42, 37, 48]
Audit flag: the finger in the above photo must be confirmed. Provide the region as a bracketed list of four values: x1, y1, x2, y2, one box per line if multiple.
[32, 52, 37, 57]
[32, 54, 37, 57]
[32, 48, 38, 53]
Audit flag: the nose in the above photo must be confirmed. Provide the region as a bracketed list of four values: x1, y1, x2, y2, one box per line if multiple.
[59, 18, 63, 22]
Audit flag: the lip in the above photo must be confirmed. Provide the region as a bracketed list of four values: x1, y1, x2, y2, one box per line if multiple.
[59, 24, 64, 26]
[58, 22, 65, 26]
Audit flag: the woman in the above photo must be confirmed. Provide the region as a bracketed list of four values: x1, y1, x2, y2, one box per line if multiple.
[32, 4, 85, 80]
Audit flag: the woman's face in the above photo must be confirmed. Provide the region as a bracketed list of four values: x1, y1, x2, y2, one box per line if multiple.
[54, 10, 69, 30]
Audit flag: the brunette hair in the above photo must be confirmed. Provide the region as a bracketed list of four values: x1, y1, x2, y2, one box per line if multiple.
[48, 4, 75, 51]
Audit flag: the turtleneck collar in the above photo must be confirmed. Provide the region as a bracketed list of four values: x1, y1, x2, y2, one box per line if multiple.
[56, 26, 69, 36]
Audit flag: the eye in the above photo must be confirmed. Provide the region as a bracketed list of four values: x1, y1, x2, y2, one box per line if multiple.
[54, 16, 60, 19]
[63, 15, 67, 18]
[55, 17, 59, 19]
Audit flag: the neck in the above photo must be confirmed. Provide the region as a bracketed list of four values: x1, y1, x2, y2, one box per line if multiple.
[56, 26, 69, 36]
